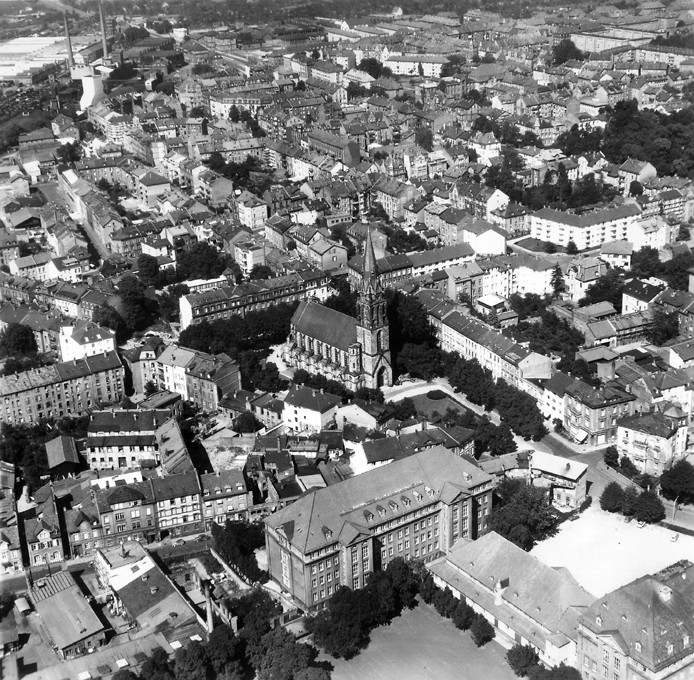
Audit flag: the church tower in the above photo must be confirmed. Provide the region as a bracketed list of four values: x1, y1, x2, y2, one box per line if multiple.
[356, 227, 392, 389]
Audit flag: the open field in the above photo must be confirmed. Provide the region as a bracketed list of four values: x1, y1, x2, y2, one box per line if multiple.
[531, 505, 694, 597]
[321, 602, 516, 680]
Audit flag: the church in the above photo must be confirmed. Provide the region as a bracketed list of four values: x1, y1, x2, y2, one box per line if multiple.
[283, 228, 393, 391]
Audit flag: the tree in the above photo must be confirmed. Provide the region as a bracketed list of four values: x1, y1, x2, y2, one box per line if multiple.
[621, 486, 640, 517]
[357, 58, 392, 79]
[660, 459, 694, 505]
[0, 323, 38, 358]
[56, 141, 82, 164]
[144, 380, 158, 396]
[489, 484, 558, 550]
[552, 39, 584, 65]
[415, 127, 434, 152]
[579, 269, 625, 311]
[248, 264, 273, 280]
[645, 308, 680, 345]
[633, 489, 665, 523]
[600, 482, 625, 512]
[174, 640, 211, 680]
[630, 246, 662, 279]
[550, 265, 565, 297]
[543, 241, 557, 254]
[112, 671, 139, 680]
[234, 411, 262, 433]
[120, 396, 135, 409]
[140, 647, 175, 680]
[619, 455, 639, 479]
[451, 599, 476, 630]
[629, 180, 644, 196]
[566, 239, 578, 255]
[118, 274, 153, 331]
[603, 446, 619, 468]
[212, 520, 266, 583]
[417, 62, 424, 77]
[137, 253, 160, 287]
[506, 644, 541, 677]
[677, 224, 691, 242]
[470, 614, 495, 646]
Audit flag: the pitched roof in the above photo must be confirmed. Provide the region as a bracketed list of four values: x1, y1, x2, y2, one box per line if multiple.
[265, 446, 492, 554]
[291, 299, 357, 351]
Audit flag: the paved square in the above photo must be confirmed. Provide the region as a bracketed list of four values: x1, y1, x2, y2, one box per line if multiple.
[321, 603, 516, 680]
[531, 506, 694, 597]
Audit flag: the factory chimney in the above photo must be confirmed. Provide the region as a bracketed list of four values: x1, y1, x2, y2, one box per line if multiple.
[64, 13, 75, 69]
[98, 0, 109, 61]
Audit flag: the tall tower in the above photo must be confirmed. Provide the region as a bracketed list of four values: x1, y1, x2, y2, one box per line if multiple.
[356, 226, 392, 389]
[63, 13, 75, 69]
[98, 0, 109, 62]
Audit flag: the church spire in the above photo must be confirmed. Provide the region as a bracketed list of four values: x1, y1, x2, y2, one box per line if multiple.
[362, 225, 380, 292]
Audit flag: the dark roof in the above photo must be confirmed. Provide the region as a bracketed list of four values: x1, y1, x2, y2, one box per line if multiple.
[45, 435, 79, 469]
[291, 299, 357, 351]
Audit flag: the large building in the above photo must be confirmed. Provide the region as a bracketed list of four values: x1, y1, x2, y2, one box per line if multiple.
[577, 560, 694, 680]
[283, 227, 393, 390]
[0, 351, 124, 425]
[428, 532, 595, 669]
[264, 445, 494, 610]
[179, 270, 331, 330]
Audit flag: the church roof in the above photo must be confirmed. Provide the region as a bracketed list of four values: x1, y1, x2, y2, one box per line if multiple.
[291, 300, 357, 351]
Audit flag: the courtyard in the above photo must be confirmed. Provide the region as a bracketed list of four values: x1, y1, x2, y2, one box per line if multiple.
[321, 602, 516, 680]
[531, 505, 694, 597]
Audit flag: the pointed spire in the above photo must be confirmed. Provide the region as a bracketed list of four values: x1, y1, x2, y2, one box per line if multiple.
[362, 225, 378, 286]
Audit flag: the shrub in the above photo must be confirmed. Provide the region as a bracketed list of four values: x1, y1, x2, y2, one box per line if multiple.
[578, 495, 592, 512]
[426, 389, 447, 400]
[433, 587, 458, 618]
[451, 600, 476, 630]
[470, 614, 495, 647]
[506, 644, 541, 677]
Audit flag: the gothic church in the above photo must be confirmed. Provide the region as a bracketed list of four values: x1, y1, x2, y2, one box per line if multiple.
[283, 228, 393, 391]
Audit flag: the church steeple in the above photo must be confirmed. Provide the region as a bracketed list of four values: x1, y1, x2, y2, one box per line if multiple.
[356, 225, 392, 389]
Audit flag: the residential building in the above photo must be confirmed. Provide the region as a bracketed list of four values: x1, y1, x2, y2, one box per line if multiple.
[59, 320, 116, 362]
[616, 410, 688, 476]
[576, 560, 694, 680]
[530, 204, 642, 250]
[0, 351, 124, 425]
[180, 270, 331, 330]
[282, 384, 342, 434]
[564, 381, 637, 446]
[200, 470, 252, 528]
[264, 445, 494, 610]
[151, 471, 202, 539]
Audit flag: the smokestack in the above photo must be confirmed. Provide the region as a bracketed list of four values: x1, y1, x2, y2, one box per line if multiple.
[99, 0, 109, 61]
[205, 581, 214, 633]
[64, 13, 75, 69]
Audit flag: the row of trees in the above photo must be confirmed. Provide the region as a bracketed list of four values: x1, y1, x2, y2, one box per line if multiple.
[599, 482, 666, 524]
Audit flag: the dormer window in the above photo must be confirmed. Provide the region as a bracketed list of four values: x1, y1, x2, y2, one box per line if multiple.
[667, 644, 674, 655]
[364, 510, 374, 523]
[596, 616, 602, 626]
[635, 642, 642, 652]
[684, 635, 690, 647]
[414, 491, 423, 503]
[389, 500, 397, 512]
[401, 495, 411, 507]
[322, 526, 332, 540]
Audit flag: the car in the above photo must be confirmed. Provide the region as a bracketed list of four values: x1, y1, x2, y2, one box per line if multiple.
[396, 374, 415, 385]
[671, 533, 679, 542]
[194, 534, 209, 542]
[637, 521, 646, 528]
[569, 514, 579, 521]
[624, 516, 632, 523]
[173, 539, 186, 546]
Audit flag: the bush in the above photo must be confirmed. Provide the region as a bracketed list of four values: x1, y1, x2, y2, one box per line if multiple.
[619, 455, 639, 479]
[506, 644, 541, 677]
[578, 495, 592, 512]
[620, 487, 639, 516]
[600, 482, 625, 513]
[470, 614, 495, 647]
[426, 389, 447, 400]
[603, 446, 618, 468]
[433, 587, 458, 618]
[451, 599, 475, 630]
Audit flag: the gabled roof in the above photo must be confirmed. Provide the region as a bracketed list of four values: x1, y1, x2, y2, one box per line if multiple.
[290, 299, 357, 351]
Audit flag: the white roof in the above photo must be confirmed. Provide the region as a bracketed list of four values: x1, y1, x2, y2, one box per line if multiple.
[530, 450, 587, 481]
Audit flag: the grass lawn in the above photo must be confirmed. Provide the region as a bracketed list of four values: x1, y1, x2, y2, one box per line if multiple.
[531, 505, 694, 597]
[409, 391, 471, 421]
[321, 603, 516, 680]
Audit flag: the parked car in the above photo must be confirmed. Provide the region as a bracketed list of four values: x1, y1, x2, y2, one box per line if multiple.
[671, 533, 679, 542]
[173, 539, 186, 546]
[624, 516, 632, 523]
[638, 521, 646, 528]
[396, 373, 415, 385]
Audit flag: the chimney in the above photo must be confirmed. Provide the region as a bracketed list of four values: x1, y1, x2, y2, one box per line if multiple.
[63, 13, 75, 69]
[99, 0, 109, 61]
[205, 580, 214, 633]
